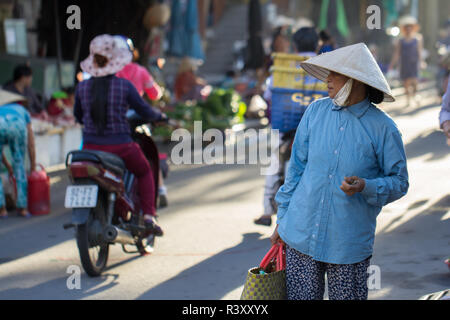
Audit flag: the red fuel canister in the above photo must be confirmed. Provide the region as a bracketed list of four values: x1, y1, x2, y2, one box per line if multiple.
[27, 165, 50, 215]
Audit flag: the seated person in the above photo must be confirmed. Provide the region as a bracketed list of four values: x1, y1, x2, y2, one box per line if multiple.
[3, 64, 45, 115]
[174, 57, 210, 101]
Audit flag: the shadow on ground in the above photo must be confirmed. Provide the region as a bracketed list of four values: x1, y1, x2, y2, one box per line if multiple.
[0, 271, 121, 300]
[0, 174, 73, 266]
[404, 129, 449, 162]
[388, 100, 440, 119]
[372, 195, 450, 299]
[137, 232, 269, 300]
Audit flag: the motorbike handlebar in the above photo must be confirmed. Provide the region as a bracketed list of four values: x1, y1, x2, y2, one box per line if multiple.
[126, 110, 179, 130]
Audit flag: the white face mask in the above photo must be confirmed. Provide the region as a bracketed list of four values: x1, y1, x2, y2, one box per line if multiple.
[332, 79, 353, 107]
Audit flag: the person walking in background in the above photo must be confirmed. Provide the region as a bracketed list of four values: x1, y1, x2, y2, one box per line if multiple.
[270, 43, 409, 300]
[0, 90, 36, 218]
[3, 64, 45, 115]
[389, 16, 423, 108]
[174, 57, 210, 102]
[259, 25, 291, 120]
[255, 27, 321, 226]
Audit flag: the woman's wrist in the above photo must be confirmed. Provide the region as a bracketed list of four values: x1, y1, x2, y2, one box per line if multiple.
[358, 178, 366, 193]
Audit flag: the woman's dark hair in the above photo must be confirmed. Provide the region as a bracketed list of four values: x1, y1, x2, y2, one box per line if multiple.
[293, 27, 319, 53]
[94, 54, 108, 68]
[13, 64, 32, 82]
[90, 75, 112, 134]
[319, 30, 331, 42]
[319, 29, 336, 47]
[366, 85, 384, 104]
[89, 54, 111, 134]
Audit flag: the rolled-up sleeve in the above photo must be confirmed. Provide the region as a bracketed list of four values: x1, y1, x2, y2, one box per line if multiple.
[361, 127, 409, 208]
[275, 105, 311, 223]
[127, 81, 163, 121]
[439, 80, 450, 128]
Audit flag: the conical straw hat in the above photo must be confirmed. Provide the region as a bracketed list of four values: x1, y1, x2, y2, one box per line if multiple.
[0, 89, 26, 106]
[300, 43, 395, 102]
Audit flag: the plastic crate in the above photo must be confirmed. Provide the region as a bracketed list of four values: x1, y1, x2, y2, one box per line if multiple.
[271, 87, 328, 132]
[271, 66, 329, 91]
[272, 53, 308, 69]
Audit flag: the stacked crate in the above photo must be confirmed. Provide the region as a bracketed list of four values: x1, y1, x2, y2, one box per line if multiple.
[270, 53, 328, 132]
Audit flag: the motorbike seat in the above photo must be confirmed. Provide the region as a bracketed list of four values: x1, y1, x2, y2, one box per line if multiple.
[67, 150, 126, 177]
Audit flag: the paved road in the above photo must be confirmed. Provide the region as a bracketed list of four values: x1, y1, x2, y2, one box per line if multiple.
[0, 86, 449, 300]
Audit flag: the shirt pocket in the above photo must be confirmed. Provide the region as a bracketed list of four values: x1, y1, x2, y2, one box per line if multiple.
[355, 139, 375, 159]
[340, 138, 377, 177]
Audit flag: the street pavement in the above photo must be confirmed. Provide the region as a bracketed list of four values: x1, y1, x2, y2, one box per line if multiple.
[0, 85, 449, 300]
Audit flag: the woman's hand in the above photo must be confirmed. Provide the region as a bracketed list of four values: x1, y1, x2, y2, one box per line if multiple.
[270, 225, 284, 246]
[340, 176, 365, 196]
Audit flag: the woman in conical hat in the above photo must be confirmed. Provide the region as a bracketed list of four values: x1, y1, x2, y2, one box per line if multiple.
[270, 43, 409, 300]
[388, 15, 423, 107]
[0, 89, 37, 218]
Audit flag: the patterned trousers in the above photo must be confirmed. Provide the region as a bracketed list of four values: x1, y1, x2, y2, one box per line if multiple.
[0, 115, 28, 209]
[286, 245, 371, 300]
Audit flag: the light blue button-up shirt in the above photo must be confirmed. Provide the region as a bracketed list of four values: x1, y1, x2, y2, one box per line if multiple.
[275, 97, 409, 264]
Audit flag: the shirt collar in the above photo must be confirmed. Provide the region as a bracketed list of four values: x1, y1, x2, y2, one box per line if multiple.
[331, 97, 371, 118]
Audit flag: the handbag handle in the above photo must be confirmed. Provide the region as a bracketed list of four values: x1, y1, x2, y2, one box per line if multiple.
[276, 243, 286, 271]
[260, 244, 278, 269]
[260, 242, 286, 272]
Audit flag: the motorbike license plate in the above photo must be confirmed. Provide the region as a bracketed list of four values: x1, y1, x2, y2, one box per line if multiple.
[64, 185, 98, 208]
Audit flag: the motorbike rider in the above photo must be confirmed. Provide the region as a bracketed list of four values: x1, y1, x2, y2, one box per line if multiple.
[255, 27, 323, 226]
[74, 34, 166, 236]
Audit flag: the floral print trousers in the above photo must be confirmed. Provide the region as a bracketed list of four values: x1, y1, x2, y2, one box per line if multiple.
[286, 245, 371, 300]
[0, 114, 28, 209]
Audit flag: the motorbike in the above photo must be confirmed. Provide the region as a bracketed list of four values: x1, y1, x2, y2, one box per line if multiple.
[63, 112, 169, 277]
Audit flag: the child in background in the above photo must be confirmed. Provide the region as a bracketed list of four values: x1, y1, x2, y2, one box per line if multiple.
[389, 16, 423, 107]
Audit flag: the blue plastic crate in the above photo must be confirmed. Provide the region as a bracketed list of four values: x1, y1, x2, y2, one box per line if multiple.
[270, 87, 327, 132]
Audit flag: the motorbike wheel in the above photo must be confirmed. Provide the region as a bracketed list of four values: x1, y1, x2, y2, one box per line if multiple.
[136, 234, 156, 255]
[76, 193, 109, 277]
